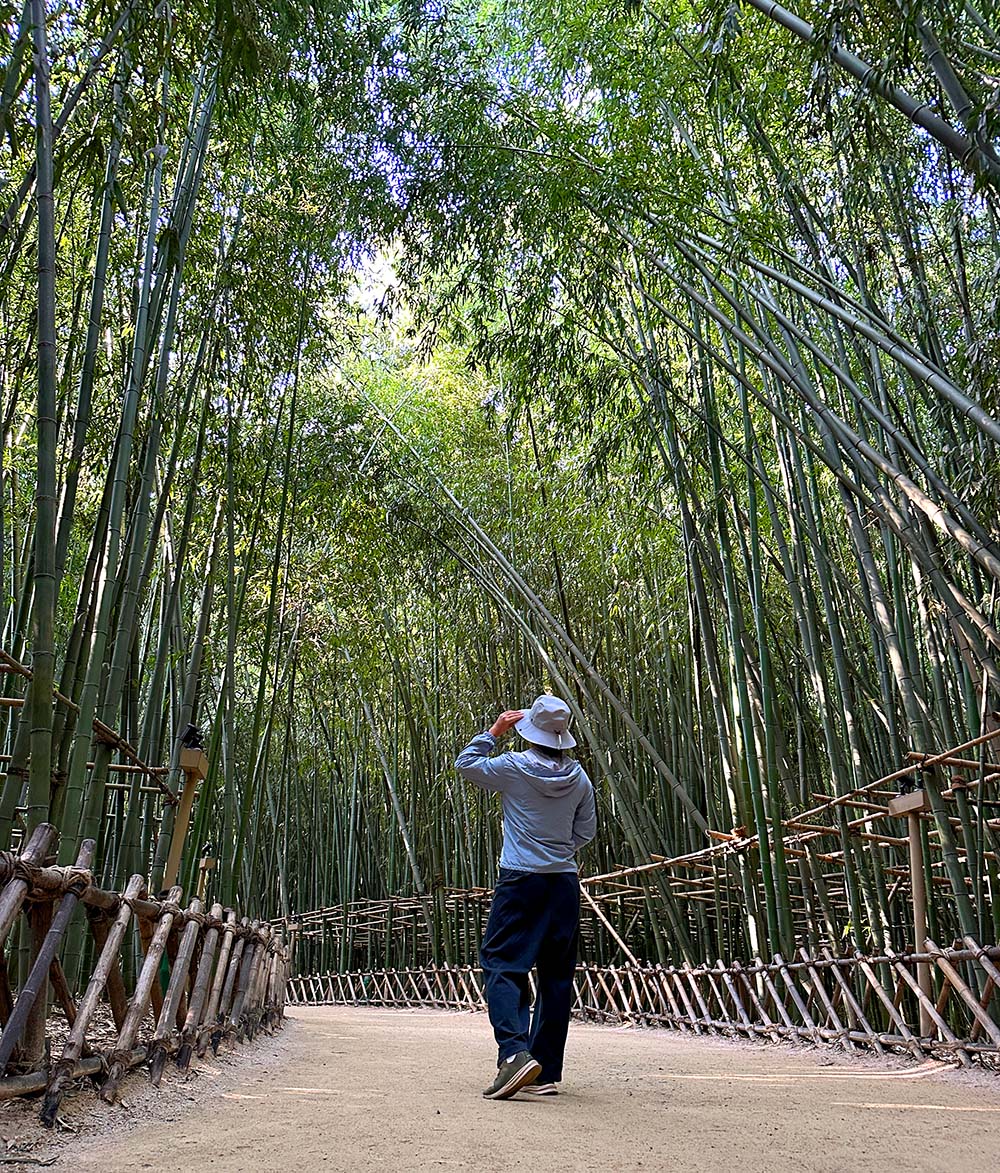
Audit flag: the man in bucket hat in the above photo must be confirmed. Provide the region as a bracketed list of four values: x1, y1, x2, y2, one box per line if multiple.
[455, 694, 597, 1100]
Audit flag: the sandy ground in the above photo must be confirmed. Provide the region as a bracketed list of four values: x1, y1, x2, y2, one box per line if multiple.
[4, 1007, 1000, 1171]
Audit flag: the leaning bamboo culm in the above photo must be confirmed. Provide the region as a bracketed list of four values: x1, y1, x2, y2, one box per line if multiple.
[148, 898, 204, 1086]
[198, 912, 240, 1059]
[0, 839, 94, 1075]
[227, 922, 269, 1043]
[99, 884, 185, 1104]
[0, 825, 58, 949]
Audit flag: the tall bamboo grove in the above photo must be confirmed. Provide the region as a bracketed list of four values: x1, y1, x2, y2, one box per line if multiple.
[2, 0, 1000, 978]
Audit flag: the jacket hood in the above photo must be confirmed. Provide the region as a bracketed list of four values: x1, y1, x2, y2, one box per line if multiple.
[514, 748, 584, 796]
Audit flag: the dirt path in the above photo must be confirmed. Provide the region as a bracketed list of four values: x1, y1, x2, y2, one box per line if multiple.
[15, 1007, 1000, 1171]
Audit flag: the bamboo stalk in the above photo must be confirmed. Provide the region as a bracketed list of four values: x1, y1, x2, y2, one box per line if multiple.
[177, 901, 223, 1071]
[148, 897, 203, 1085]
[199, 911, 239, 1057]
[41, 872, 145, 1125]
[99, 884, 183, 1103]
[0, 839, 94, 1075]
[0, 824, 57, 947]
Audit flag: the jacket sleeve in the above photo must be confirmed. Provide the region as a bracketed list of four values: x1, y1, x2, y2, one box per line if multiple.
[454, 731, 510, 793]
[571, 780, 597, 848]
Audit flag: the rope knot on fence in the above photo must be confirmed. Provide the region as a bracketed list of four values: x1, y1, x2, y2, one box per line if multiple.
[121, 893, 144, 917]
[62, 868, 92, 898]
[0, 826, 291, 1118]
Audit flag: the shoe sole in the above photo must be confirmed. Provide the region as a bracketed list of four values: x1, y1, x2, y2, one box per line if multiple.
[484, 1058, 542, 1100]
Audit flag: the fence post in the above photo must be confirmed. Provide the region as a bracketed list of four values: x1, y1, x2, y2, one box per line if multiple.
[889, 789, 933, 1036]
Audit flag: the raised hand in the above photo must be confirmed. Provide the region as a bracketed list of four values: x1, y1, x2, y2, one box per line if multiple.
[489, 710, 524, 737]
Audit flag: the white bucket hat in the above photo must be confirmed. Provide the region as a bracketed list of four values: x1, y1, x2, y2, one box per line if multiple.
[515, 695, 577, 750]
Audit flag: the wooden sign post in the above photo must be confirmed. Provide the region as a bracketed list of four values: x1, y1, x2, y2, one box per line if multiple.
[888, 787, 933, 1037]
[163, 748, 209, 890]
[197, 852, 216, 901]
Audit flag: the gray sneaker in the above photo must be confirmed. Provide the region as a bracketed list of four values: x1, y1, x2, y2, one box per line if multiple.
[482, 1051, 542, 1100]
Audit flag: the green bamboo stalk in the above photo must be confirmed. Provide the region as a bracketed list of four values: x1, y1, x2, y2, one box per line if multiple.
[24, 0, 58, 833]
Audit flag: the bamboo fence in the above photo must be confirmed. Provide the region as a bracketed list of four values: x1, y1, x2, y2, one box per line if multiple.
[283, 729, 1000, 976]
[286, 944, 1000, 1068]
[0, 823, 293, 1122]
[283, 733, 1000, 1067]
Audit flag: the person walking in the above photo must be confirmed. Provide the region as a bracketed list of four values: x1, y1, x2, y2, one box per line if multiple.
[455, 694, 597, 1100]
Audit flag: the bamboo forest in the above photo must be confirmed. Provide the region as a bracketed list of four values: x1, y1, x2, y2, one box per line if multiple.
[3, 0, 1000, 1142]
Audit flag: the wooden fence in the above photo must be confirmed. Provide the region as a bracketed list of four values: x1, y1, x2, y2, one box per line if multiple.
[0, 823, 292, 1122]
[287, 941, 1000, 1067]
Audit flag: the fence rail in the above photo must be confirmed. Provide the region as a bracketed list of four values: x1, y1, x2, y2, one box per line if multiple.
[0, 823, 293, 1121]
[288, 941, 1000, 1067]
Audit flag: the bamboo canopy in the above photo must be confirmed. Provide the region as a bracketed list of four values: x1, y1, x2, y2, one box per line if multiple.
[1, 0, 1000, 1046]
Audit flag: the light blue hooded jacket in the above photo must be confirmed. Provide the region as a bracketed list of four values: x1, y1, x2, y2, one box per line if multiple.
[455, 731, 597, 873]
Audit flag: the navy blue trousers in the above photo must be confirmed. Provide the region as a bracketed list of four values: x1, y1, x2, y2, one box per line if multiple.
[479, 868, 579, 1082]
